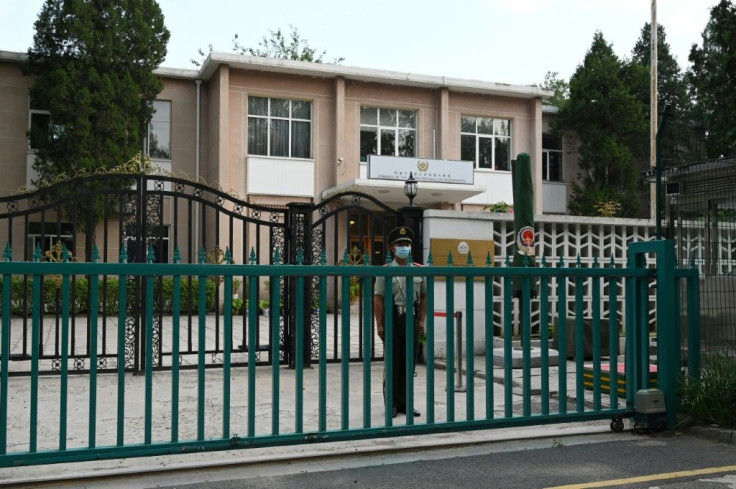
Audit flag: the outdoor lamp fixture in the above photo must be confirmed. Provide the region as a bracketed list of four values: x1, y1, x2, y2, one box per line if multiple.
[404, 172, 418, 207]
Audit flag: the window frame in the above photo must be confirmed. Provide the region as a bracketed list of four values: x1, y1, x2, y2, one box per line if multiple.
[28, 92, 51, 151]
[460, 115, 512, 171]
[147, 100, 172, 161]
[27, 222, 75, 256]
[542, 133, 563, 182]
[247, 96, 313, 159]
[359, 106, 417, 162]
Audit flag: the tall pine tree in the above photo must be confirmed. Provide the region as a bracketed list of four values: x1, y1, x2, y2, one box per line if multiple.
[25, 0, 170, 179]
[554, 32, 648, 217]
[688, 0, 736, 159]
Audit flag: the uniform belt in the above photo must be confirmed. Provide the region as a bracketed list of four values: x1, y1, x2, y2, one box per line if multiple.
[394, 305, 407, 315]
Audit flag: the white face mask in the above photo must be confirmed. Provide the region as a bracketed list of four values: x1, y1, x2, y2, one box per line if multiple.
[395, 245, 411, 259]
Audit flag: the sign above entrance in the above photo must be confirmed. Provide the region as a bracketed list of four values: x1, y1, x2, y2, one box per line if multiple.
[368, 156, 474, 185]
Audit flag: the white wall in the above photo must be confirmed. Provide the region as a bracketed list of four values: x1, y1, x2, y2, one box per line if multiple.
[422, 210, 656, 357]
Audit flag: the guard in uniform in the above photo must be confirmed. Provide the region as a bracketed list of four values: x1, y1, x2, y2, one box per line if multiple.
[373, 226, 427, 418]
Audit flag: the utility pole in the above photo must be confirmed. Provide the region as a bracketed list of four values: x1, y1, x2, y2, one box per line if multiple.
[651, 0, 659, 236]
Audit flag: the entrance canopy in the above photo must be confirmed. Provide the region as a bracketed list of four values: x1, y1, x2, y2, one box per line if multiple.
[322, 178, 485, 207]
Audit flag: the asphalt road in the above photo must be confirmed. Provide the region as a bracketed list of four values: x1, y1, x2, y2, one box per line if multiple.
[74, 431, 736, 489]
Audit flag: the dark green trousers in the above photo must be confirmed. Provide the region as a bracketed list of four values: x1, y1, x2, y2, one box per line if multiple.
[384, 310, 420, 412]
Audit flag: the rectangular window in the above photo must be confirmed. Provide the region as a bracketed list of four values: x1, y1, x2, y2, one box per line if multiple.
[123, 225, 170, 263]
[247, 96, 312, 158]
[148, 100, 171, 160]
[542, 133, 563, 181]
[360, 107, 417, 162]
[28, 93, 51, 150]
[460, 115, 512, 171]
[28, 222, 74, 256]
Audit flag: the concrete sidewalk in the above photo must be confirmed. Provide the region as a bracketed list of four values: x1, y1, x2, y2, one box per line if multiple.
[0, 312, 625, 487]
[1, 356, 622, 488]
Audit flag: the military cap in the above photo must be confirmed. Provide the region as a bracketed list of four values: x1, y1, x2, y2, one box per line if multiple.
[387, 226, 413, 245]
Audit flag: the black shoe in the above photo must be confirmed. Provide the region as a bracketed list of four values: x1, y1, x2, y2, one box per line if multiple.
[391, 408, 398, 418]
[398, 408, 421, 417]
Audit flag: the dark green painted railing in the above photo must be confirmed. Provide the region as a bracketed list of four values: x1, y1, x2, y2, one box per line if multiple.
[0, 240, 700, 467]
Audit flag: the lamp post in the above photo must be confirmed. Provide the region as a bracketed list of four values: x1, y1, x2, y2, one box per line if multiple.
[404, 172, 418, 207]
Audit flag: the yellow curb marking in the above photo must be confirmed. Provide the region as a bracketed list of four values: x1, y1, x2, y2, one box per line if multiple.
[545, 464, 736, 489]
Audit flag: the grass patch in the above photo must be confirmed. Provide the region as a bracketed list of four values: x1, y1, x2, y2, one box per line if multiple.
[678, 346, 736, 428]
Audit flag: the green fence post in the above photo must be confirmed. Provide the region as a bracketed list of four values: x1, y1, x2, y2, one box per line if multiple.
[503, 256, 513, 418]
[608, 257, 620, 410]
[197, 248, 207, 441]
[539, 257, 550, 416]
[341, 253, 350, 430]
[426, 253, 436, 424]
[465, 252, 475, 421]
[405, 262, 416, 425]
[170, 247, 181, 444]
[31, 258, 41, 452]
[446, 253, 455, 421]
[145, 269, 154, 445]
[557, 256, 567, 415]
[223, 249, 233, 439]
[295, 263, 304, 434]
[484, 252, 494, 420]
[89, 260, 100, 448]
[0, 248, 10, 455]
[318, 251, 328, 432]
[247, 266, 258, 438]
[361, 253, 372, 429]
[656, 241, 678, 429]
[592, 258, 602, 412]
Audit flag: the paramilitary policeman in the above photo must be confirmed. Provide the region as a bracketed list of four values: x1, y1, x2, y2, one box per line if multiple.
[373, 226, 427, 418]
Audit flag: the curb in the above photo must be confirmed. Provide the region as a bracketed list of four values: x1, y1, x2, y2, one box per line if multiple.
[687, 425, 736, 445]
[0, 423, 624, 488]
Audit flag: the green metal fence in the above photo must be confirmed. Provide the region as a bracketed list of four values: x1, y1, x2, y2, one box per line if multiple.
[0, 240, 699, 467]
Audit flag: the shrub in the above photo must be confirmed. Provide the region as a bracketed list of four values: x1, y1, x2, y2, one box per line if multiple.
[0, 275, 218, 315]
[678, 347, 736, 428]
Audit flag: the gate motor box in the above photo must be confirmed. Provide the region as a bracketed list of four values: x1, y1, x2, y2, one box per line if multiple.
[634, 389, 666, 431]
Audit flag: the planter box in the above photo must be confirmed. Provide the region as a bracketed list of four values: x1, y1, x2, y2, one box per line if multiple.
[554, 317, 612, 360]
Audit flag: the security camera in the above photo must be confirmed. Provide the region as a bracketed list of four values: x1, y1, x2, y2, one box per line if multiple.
[338, 158, 344, 163]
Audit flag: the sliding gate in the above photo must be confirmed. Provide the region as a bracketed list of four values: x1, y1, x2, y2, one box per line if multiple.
[0, 239, 700, 467]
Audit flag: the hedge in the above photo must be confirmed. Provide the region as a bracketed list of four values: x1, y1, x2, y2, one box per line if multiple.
[0, 276, 218, 316]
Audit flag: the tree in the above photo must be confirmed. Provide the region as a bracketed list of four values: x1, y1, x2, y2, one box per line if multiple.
[688, 0, 736, 159]
[540, 71, 569, 108]
[553, 32, 648, 217]
[631, 23, 698, 167]
[25, 0, 170, 180]
[191, 25, 344, 67]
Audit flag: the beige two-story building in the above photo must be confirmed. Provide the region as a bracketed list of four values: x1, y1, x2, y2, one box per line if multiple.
[0, 49, 579, 262]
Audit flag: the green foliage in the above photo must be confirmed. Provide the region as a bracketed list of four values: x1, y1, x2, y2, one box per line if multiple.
[258, 299, 270, 312]
[484, 201, 514, 213]
[233, 25, 344, 63]
[630, 23, 700, 169]
[0, 276, 218, 315]
[554, 32, 647, 217]
[679, 347, 736, 428]
[24, 0, 170, 182]
[540, 71, 569, 108]
[349, 279, 360, 302]
[232, 296, 244, 314]
[191, 25, 344, 67]
[688, 0, 736, 159]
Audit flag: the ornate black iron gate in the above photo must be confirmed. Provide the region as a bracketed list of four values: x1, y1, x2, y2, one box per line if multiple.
[0, 166, 288, 373]
[282, 192, 423, 365]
